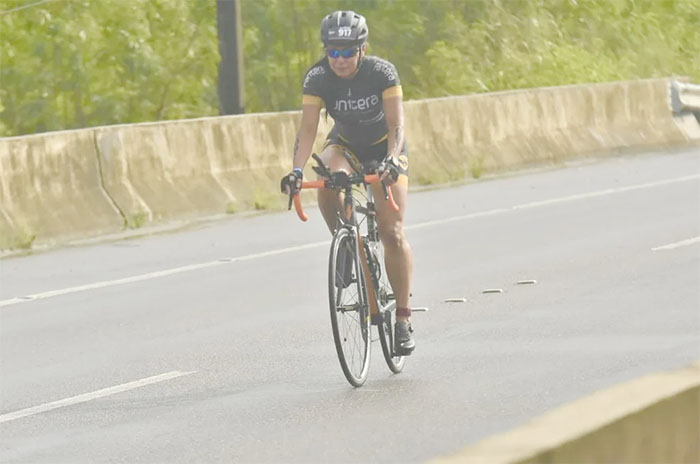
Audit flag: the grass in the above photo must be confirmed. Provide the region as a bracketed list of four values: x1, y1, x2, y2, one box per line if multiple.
[127, 212, 148, 229]
[251, 189, 286, 211]
[13, 229, 36, 249]
[470, 157, 486, 179]
[225, 202, 238, 214]
[414, 164, 472, 186]
[0, 226, 36, 251]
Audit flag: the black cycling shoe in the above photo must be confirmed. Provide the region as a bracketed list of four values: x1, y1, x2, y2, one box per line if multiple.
[394, 320, 415, 356]
[335, 249, 354, 289]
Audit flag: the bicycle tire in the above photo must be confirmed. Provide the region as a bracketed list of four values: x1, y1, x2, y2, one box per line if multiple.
[370, 239, 406, 374]
[328, 227, 371, 387]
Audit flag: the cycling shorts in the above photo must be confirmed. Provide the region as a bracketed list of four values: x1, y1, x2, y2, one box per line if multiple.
[323, 125, 409, 177]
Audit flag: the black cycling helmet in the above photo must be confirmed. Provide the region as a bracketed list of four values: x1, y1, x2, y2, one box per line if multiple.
[320, 10, 369, 47]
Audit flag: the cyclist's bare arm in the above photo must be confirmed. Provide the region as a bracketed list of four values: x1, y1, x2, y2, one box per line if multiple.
[383, 88, 405, 162]
[293, 98, 322, 170]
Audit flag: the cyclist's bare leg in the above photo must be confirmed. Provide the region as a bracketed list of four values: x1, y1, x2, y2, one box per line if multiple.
[371, 176, 413, 322]
[317, 145, 353, 233]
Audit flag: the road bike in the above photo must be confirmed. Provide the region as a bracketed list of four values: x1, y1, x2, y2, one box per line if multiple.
[289, 154, 406, 387]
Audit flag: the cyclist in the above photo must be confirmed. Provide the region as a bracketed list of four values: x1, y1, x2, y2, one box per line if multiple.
[281, 10, 415, 355]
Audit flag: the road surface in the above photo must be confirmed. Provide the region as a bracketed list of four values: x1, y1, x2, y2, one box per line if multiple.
[1, 148, 699, 462]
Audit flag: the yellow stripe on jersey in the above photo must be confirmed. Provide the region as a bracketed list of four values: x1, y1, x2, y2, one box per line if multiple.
[302, 94, 323, 107]
[382, 85, 403, 99]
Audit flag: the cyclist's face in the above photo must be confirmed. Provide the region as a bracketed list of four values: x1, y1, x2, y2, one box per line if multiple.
[326, 44, 364, 79]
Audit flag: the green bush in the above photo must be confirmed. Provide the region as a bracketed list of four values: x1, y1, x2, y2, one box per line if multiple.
[1, 0, 698, 136]
[1, 0, 218, 135]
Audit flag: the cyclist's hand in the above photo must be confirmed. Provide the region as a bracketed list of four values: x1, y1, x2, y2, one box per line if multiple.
[280, 168, 303, 195]
[377, 157, 400, 185]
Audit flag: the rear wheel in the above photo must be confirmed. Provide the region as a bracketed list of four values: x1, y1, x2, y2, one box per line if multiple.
[370, 239, 405, 373]
[328, 227, 371, 387]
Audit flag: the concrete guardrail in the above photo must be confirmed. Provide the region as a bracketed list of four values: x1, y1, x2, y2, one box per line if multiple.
[432, 361, 700, 464]
[0, 77, 698, 250]
[0, 130, 124, 249]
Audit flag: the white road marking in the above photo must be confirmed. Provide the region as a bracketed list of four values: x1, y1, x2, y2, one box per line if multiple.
[0, 371, 196, 424]
[512, 175, 699, 210]
[405, 208, 509, 231]
[1, 174, 698, 309]
[651, 236, 700, 251]
[405, 175, 700, 230]
[0, 241, 327, 308]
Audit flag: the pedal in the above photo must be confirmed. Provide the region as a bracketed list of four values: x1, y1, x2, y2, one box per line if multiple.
[371, 314, 384, 325]
[394, 345, 415, 357]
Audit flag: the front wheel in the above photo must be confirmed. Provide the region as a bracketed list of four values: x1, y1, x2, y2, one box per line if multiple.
[328, 227, 371, 387]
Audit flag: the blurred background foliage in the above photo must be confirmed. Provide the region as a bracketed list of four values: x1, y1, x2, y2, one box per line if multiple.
[1, 0, 698, 136]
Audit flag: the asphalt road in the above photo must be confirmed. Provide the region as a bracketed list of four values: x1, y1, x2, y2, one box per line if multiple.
[1, 148, 699, 463]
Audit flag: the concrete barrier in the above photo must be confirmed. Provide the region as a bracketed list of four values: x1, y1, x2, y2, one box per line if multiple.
[0, 206, 20, 250]
[0, 78, 696, 249]
[432, 362, 700, 464]
[95, 119, 235, 227]
[192, 109, 331, 213]
[404, 78, 694, 185]
[93, 110, 333, 226]
[0, 130, 124, 249]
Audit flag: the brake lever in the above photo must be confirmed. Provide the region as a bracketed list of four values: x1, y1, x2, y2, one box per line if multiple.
[381, 178, 389, 201]
[376, 162, 390, 201]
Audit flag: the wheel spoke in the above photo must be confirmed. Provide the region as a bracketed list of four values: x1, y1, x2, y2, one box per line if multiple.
[329, 230, 370, 386]
[340, 301, 361, 365]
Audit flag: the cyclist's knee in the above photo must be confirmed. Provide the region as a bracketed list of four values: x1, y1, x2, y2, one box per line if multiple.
[319, 145, 352, 174]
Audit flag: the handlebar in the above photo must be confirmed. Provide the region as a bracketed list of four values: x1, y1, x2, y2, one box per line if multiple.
[292, 173, 399, 222]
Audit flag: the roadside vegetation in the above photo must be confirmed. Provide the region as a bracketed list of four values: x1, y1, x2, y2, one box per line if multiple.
[1, 0, 698, 136]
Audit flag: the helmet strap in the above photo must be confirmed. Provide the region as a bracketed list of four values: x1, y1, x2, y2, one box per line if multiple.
[356, 44, 366, 72]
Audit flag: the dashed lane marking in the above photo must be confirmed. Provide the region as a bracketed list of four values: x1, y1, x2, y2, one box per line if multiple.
[0, 371, 196, 424]
[1, 174, 698, 309]
[651, 236, 700, 251]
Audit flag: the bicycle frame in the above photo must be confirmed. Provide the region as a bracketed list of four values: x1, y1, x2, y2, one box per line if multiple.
[289, 156, 406, 383]
[341, 184, 381, 320]
[293, 168, 398, 320]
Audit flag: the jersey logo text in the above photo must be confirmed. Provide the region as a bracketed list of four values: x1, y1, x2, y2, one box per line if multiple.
[303, 66, 326, 88]
[333, 94, 380, 112]
[373, 62, 397, 82]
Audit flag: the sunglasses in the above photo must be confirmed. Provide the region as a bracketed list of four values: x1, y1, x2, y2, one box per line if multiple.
[326, 47, 360, 59]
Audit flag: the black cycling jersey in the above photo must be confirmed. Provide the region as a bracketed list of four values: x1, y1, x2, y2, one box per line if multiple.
[302, 55, 402, 148]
